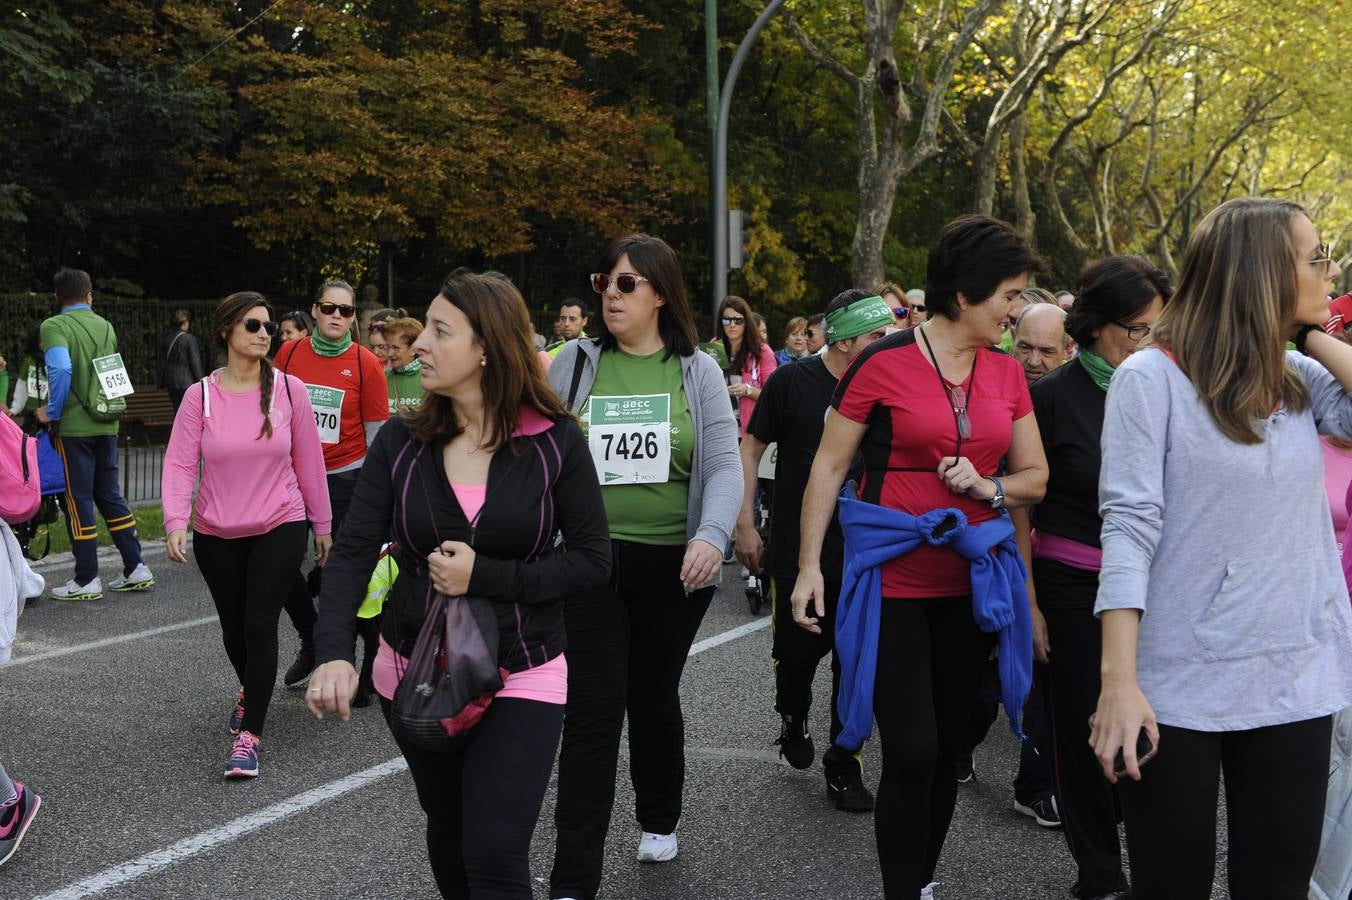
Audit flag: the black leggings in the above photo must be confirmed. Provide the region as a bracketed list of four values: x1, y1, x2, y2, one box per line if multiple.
[383, 697, 564, 900]
[1119, 716, 1332, 900]
[772, 576, 845, 748]
[193, 521, 309, 735]
[873, 595, 995, 899]
[550, 541, 714, 900]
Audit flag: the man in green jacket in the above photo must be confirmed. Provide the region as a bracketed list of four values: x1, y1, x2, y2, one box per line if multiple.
[37, 268, 153, 600]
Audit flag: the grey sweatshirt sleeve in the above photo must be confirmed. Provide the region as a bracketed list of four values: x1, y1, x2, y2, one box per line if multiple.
[691, 351, 743, 550]
[1095, 356, 1168, 616]
[1291, 351, 1352, 439]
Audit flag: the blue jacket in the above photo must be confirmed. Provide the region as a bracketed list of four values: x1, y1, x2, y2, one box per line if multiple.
[834, 489, 1033, 749]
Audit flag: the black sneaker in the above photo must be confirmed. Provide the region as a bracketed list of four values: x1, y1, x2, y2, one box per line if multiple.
[775, 714, 815, 769]
[955, 753, 975, 783]
[825, 767, 875, 812]
[283, 644, 316, 689]
[1013, 795, 1062, 828]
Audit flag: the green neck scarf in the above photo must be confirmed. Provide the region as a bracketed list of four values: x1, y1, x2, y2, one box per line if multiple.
[1078, 347, 1115, 392]
[394, 357, 422, 375]
[310, 330, 353, 357]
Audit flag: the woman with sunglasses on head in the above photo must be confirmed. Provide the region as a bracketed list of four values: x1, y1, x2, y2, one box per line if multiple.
[277, 310, 312, 344]
[546, 234, 741, 897]
[718, 295, 776, 437]
[273, 281, 390, 689]
[793, 216, 1048, 898]
[1020, 255, 1169, 900]
[307, 272, 610, 899]
[1091, 199, 1352, 900]
[162, 293, 331, 778]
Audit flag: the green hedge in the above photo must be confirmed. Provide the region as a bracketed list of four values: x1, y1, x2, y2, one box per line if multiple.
[3, 294, 231, 391]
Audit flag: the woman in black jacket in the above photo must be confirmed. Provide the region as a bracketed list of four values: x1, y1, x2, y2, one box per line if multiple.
[307, 272, 611, 900]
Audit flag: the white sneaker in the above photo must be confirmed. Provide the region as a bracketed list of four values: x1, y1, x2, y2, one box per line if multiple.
[109, 563, 155, 592]
[49, 577, 103, 601]
[636, 831, 678, 863]
[920, 882, 939, 899]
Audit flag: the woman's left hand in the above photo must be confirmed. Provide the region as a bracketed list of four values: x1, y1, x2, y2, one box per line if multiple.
[938, 456, 995, 501]
[728, 383, 749, 398]
[428, 540, 476, 595]
[680, 539, 723, 590]
[313, 533, 332, 567]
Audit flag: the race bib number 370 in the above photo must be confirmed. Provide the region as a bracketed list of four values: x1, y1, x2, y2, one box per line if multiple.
[588, 394, 672, 485]
[306, 384, 345, 444]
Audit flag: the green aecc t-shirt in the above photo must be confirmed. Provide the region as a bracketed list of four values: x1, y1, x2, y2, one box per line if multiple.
[581, 347, 693, 545]
[39, 308, 121, 437]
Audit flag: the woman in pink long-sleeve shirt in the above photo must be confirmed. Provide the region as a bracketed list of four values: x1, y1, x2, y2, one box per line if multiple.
[161, 292, 331, 780]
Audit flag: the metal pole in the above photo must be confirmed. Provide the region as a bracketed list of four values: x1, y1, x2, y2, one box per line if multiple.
[705, 0, 719, 334]
[712, 0, 786, 324]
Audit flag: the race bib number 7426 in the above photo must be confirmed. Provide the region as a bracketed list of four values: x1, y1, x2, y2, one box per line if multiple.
[587, 393, 672, 485]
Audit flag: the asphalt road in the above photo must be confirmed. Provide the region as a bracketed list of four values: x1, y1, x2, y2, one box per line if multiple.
[2, 545, 1232, 900]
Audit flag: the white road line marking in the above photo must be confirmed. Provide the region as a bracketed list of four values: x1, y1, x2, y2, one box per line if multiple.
[688, 615, 770, 655]
[31, 758, 409, 900]
[4, 617, 217, 668]
[35, 616, 768, 898]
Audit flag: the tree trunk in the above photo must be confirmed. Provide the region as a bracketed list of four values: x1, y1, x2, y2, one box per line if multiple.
[1009, 113, 1035, 242]
[851, 163, 899, 289]
[972, 139, 1000, 216]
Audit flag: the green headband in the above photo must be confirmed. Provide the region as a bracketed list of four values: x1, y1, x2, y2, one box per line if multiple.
[825, 295, 895, 342]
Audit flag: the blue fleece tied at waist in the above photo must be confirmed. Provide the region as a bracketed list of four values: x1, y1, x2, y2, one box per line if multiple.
[833, 489, 1033, 749]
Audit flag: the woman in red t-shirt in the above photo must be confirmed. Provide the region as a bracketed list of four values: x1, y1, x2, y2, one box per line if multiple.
[793, 216, 1049, 898]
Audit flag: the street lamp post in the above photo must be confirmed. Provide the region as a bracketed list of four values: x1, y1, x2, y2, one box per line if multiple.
[710, 0, 786, 324]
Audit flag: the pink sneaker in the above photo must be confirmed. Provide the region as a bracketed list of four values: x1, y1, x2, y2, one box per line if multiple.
[0, 783, 42, 868]
[224, 731, 260, 779]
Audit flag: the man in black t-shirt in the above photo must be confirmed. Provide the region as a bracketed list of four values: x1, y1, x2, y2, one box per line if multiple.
[734, 289, 891, 812]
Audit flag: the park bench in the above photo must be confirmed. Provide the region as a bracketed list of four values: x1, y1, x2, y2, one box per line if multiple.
[121, 386, 176, 443]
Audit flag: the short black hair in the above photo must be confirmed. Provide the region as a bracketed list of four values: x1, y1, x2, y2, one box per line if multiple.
[806, 313, 826, 328]
[560, 297, 588, 318]
[925, 216, 1044, 321]
[1068, 255, 1172, 348]
[54, 268, 92, 303]
[825, 288, 874, 317]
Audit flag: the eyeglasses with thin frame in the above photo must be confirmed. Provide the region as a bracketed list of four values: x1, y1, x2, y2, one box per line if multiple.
[947, 384, 972, 440]
[1310, 242, 1337, 279]
[721, 316, 746, 326]
[1113, 320, 1152, 342]
[317, 301, 356, 318]
[590, 272, 650, 295]
[243, 318, 279, 337]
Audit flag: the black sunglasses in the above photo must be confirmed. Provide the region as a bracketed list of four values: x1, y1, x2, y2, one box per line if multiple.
[316, 301, 356, 318]
[590, 272, 650, 294]
[243, 318, 279, 336]
[722, 316, 746, 326]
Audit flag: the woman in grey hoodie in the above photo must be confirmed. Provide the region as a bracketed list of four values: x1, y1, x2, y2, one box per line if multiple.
[546, 234, 741, 900]
[1091, 197, 1352, 899]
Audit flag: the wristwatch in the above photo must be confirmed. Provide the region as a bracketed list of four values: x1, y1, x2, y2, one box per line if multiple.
[986, 476, 1006, 509]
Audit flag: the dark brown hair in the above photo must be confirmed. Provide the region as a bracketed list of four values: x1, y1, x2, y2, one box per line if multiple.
[925, 215, 1045, 321]
[719, 295, 763, 375]
[405, 273, 571, 450]
[592, 233, 699, 360]
[213, 292, 277, 440]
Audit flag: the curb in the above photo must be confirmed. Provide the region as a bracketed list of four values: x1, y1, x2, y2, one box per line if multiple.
[32, 540, 167, 573]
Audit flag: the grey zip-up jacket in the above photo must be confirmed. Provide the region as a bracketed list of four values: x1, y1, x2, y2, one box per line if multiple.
[549, 337, 742, 589]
